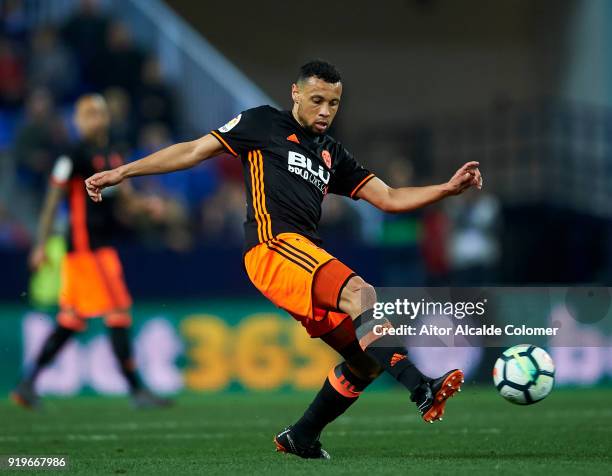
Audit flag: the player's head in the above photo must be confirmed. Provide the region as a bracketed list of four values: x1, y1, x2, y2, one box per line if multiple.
[292, 60, 342, 135]
[74, 94, 110, 140]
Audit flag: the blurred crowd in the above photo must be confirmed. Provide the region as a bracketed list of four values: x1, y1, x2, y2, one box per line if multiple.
[0, 0, 501, 284]
[0, 0, 247, 252]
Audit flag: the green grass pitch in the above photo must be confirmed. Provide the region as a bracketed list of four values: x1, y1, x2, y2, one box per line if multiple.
[1, 387, 610, 475]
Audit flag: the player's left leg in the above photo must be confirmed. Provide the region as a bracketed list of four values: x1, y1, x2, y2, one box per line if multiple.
[275, 320, 382, 459]
[274, 261, 384, 459]
[290, 322, 382, 440]
[12, 309, 86, 409]
[104, 310, 172, 409]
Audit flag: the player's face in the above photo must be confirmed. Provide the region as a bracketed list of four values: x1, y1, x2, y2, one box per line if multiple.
[74, 97, 110, 139]
[292, 77, 342, 135]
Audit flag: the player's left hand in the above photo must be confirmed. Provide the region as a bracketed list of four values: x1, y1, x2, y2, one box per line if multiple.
[85, 169, 124, 202]
[28, 244, 47, 271]
[445, 161, 483, 195]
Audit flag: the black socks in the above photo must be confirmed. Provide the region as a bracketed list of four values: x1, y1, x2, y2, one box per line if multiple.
[25, 325, 74, 384]
[353, 309, 425, 392]
[24, 322, 142, 394]
[292, 361, 372, 443]
[108, 326, 141, 392]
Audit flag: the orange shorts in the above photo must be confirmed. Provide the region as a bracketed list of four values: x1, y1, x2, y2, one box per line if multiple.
[244, 233, 356, 338]
[58, 247, 132, 319]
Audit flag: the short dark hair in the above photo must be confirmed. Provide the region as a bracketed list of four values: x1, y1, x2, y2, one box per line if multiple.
[298, 60, 342, 84]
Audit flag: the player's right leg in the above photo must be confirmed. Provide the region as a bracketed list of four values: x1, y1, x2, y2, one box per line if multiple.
[92, 247, 172, 409]
[11, 309, 85, 409]
[104, 310, 172, 409]
[338, 276, 464, 422]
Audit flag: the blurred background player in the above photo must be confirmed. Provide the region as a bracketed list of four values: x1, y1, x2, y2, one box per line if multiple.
[11, 94, 171, 410]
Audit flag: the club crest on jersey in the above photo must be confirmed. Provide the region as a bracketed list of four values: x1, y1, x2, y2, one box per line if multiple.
[288, 151, 330, 193]
[321, 150, 332, 168]
[219, 114, 242, 133]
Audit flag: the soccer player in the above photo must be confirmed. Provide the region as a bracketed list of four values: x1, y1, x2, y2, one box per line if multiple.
[12, 94, 171, 410]
[85, 61, 483, 458]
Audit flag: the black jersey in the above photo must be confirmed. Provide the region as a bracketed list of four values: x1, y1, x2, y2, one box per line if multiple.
[211, 106, 374, 251]
[51, 140, 125, 252]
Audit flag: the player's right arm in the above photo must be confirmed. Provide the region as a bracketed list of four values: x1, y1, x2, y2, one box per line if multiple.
[85, 134, 224, 202]
[29, 156, 72, 270]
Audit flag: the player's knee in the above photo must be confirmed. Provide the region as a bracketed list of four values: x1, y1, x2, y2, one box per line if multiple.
[104, 310, 132, 328]
[340, 276, 377, 317]
[359, 282, 377, 309]
[57, 310, 87, 333]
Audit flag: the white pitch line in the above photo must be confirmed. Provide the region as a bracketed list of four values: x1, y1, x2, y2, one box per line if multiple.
[1, 420, 505, 444]
[326, 428, 501, 437]
[67, 434, 119, 441]
[336, 414, 418, 424]
[0, 432, 234, 443]
[15, 419, 273, 433]
[0, 436, 20, 442]
[0, 427, 502, 443]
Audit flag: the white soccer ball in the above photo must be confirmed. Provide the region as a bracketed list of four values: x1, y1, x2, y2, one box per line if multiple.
[493, 344, 555, 405]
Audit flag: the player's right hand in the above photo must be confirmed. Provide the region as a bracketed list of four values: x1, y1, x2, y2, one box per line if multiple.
[85, 169, 124, 202]
[29, 245, 47, 271]
[445, 161, 482, 195]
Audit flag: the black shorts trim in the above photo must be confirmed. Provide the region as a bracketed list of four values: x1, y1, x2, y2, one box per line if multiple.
[274, 238, 319, 267]
[269, 241, 316, 271]
[266, 243, 312, 273]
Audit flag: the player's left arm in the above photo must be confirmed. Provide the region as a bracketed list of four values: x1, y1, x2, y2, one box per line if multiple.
[357, 161, 482, 213]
